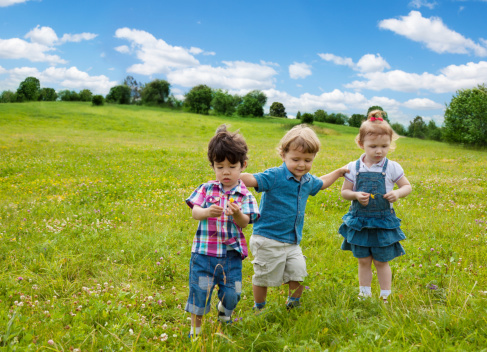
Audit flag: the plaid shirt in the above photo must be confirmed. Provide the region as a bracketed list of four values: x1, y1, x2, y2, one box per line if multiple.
[186, 180, 260, 258]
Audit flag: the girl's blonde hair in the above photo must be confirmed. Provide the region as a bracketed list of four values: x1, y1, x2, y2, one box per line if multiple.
[355, 110, 400, 151]
[278, 124, 321, 156]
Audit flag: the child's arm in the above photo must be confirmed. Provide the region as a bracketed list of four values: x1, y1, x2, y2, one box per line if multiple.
[225, 202, 251, 228]
[383, 176, 412, 203]
[192, 204, 224, 220]
[341, 179, 370, 206]
[320, 166, 349, 190]
[240, 173, 258, 188]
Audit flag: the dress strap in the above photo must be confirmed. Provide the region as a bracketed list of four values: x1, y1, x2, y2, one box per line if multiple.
[381, 158, 388, 174]
[355, 159, 361, 176]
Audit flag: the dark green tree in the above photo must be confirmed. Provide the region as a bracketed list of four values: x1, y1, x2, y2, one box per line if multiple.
[408, 116, 428, 139]
[212, 89, 239, 116]
[106, 85, 131, 104]
[92, 95, 105, 106]
[16, 76, 40, 101]
[270, 102, 287, 117]
[391, 123, 407, 136]
[296, 111, 301, 120]
[237, 90, 267, 117]
[444, 84, 487, 147]
[141, 79, 170, 105]
[314, 109, 327, 122]
[349, 113, 366, 127]
[58, 90, 80, 101]
[426, 120, 442, 141]
[0, 90, 17, 103]
[301, 113, 314, 124]
[184, 84, 212, 114]
[79, 89, 93, 102]
[38, 88, 57, 101]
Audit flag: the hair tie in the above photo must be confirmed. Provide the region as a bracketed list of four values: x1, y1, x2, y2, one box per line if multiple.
[370, 116, 383, 121]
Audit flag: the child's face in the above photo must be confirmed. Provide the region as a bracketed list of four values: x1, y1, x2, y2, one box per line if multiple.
[281, 148, 316, 180]
[360, 134, 391, 164]
[212, 158, 246, 191]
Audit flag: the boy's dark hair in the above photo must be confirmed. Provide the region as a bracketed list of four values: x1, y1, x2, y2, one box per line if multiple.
[208, 124, 248, 166]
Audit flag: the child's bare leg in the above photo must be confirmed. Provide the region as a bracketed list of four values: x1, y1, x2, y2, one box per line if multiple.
[253, 284, 267, 303]
[358, 256, 373, 286]
[288, 281, 304, 298]
[373, 259, 392, 290]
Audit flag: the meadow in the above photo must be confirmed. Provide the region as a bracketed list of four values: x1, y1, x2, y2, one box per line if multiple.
[0, 102, 486, 351]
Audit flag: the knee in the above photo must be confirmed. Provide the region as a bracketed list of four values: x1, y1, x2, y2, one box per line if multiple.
[373, 259, 389, 269]
[358, 256, 372, 267]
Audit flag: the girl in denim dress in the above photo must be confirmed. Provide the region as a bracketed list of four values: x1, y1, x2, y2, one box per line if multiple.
[339, 110, 412, 302]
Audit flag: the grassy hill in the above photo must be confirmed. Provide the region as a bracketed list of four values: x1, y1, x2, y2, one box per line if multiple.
[0, 102, 486, 351]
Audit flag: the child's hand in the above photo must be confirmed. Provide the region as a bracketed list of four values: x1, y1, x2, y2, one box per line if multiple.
[383, 190, 399, 203]
[224, 201, 241, 216]
[338, 166, 350, 176]
[355, 192, 370, 206]
[207, 205, 224, 218]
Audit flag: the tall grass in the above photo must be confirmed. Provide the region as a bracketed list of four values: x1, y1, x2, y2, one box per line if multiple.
[0, 102, 486, 351]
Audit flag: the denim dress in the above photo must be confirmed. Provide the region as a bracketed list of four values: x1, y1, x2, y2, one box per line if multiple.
[339, 158, 405, 261]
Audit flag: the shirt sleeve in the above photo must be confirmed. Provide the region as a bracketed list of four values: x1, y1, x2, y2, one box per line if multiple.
[309, 174, 324, 196]
[389, 161, 405, 183]
[240, 193, 261, 224]
[185, 183, 207, 209]
[253, 167, 277, 193]
[343, 161, 356, 184]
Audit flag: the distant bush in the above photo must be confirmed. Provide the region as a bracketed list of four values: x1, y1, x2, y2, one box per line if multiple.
[301, 113, 314, 124]
[92, 95, 105, 106]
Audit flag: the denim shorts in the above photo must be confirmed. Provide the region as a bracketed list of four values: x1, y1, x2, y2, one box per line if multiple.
[249, 235, 307, 287]
[185, 251, 242, 316]
[341, 239, 405, 262]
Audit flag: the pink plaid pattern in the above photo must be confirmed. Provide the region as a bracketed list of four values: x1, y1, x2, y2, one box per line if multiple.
[186, 180, 259, 258]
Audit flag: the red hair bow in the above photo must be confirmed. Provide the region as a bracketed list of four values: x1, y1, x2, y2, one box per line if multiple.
[370, 116, 383, 121]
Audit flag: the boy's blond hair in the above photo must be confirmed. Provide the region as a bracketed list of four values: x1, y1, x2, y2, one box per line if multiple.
[355, 110, 400, 151]
[278, 124, 321, 156]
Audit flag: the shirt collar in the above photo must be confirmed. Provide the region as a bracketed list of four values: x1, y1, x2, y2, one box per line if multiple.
[360, 154, 386, 168]
[216, 179, 247, 196]
[281, 162, 310, 183]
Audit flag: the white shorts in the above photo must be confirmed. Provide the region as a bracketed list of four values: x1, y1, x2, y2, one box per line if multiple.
[249, 235, 307, 287]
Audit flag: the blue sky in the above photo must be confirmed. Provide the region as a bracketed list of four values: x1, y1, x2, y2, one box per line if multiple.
[1, 0, 487, 125]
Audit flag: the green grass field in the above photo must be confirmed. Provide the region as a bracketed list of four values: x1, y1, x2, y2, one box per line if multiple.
[1, 102, 486, 351]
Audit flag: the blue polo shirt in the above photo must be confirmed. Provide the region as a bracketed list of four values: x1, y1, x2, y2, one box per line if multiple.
[252, 163, 323, 244]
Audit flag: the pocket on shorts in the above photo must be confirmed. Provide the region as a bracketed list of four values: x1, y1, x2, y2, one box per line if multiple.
[251, 260, 267, 277]
[249, 235, 265, 255]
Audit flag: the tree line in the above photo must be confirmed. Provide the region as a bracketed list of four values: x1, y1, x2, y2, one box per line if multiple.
[1, 77, 485, 148]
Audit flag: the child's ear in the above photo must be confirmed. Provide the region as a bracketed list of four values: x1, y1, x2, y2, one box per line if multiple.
[242, 161, 248, 170]
[358, 141, 364, 149]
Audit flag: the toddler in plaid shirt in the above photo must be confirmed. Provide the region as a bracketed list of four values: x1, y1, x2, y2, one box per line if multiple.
[185, 125, 260, 337]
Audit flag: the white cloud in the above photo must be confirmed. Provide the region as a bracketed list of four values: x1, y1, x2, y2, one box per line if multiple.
[0, 0, 30, 7]
[356, 54, 390, 73]
[345, 61, 487, 93]
[25, 26, 59, 46]
[318, 53, 390, 73]
[318, 53, 354, 68]
[168, 61, 277, 90]
[24, 25, 97, 46]
[379, 11, 487, 56]
[59, 33, 98, 43]
[115, 45, 131, 54]
[289, 62, 312, 79]
[1, 66, 117, 94]
[402, 98, 443, 110]
[0, 26, 97, 64]
[189, 47, 203, 55]
[114, 27, 200, 75]
[0, 38, 66, 64]
[260, 60, 279, 67]
[409, 0, 437, 9]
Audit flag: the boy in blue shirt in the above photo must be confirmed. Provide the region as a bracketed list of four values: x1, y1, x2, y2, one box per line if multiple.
[240, 124, 348, 310]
